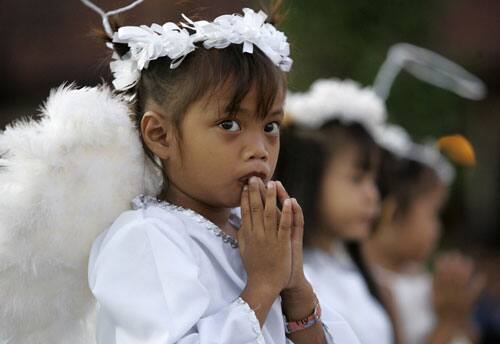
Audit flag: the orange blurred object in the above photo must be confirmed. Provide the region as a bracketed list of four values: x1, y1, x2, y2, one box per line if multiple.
[437, 135, 476, 167]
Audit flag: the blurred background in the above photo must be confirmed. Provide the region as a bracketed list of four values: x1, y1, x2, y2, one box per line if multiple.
[1, 0, 499, 340]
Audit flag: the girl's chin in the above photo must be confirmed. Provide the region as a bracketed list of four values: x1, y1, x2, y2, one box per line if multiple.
[343, 226, 371, 241]
[219, 193, 243, 209]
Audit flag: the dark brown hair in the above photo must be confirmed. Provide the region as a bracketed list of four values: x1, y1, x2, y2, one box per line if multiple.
[274, 124, 329, 244]
[319, 119, 380, 172]
[377, 148, 442, 219]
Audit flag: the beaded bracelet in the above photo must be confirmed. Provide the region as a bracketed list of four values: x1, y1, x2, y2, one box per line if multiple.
[284, 301, 322, 334]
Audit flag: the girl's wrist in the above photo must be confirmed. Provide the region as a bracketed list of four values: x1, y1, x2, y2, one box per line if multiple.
[281, 279, 317, 320]
[245, 276, 282, 300]
[281, 274, 310, 297]
[241, 280, 281, 327]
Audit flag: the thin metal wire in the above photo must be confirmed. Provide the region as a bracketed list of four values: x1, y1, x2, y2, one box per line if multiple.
[81, 0, 144, 38]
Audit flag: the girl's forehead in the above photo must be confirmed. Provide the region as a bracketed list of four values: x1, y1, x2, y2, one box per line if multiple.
[201, 87, 285, 119]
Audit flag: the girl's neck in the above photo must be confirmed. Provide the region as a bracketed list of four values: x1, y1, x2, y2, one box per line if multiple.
[161, 185, 232, 230]
[364, 235, 406, 273]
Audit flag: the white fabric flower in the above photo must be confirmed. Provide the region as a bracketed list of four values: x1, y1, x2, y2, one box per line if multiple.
[113, 22, 195, 70]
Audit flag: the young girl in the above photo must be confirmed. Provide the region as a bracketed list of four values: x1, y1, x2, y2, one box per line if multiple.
[85, 2, 361, 344]
[277, 79, 396, 344]
[0, 1, 361, 343]
[364, 135, 484, 344]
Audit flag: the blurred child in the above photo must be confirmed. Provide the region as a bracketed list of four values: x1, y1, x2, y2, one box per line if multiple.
[364, 139, 484, 344]
[276, 79, 396, 344]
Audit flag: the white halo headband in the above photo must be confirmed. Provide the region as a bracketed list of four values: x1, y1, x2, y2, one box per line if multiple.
[82, 0, 293, 91]
[285, 78, 387, 135]
[373, 42, 486, 101]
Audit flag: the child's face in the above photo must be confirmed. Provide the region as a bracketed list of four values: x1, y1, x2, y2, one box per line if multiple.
[392, 182, 447, 263]
[319, 146, 380, 240]
[164, 86, 285, 208]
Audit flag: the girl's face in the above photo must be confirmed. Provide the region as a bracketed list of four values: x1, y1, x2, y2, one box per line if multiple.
[391, 182, 447, 262]
[163, 86, 285, 208]
[320, 146, 380, 240]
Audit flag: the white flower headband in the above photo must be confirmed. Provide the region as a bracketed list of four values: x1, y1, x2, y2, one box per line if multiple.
[285, 78, 387, 136]
[82, 0, 293, 91]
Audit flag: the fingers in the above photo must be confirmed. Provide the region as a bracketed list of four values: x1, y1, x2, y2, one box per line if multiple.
[257, 178, 267, 203]
[275, 181, 290, 208]
[278, 198, 293, 240]
[240, 186, 251, 233]
[291, 198, 304, 228]
[249, 177, 265, 232]
[434, 252, 485, 302]
[291, 198, 304, 241]
[264, 181, 278, 234]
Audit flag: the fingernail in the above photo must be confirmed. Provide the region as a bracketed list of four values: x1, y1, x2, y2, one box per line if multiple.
[284, 198, 291, 207]
[243, 185, 248, 191]
[267, 181, 274, 189]
[249, 176, 257, 184]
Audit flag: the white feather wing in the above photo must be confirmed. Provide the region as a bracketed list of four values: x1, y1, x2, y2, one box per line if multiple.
[0, 84, 160, 343]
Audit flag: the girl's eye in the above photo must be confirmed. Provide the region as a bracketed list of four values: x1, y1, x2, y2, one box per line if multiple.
[264, 121, 280, 134]
[218, 120, 241, 132]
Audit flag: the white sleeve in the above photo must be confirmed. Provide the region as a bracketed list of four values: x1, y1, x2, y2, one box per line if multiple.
[89, 215, 264, 344]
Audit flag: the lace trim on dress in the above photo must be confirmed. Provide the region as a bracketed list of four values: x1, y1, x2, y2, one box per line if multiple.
[132, 195, 239, 248]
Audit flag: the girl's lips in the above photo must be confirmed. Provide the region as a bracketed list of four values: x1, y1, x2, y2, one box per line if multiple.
[238, 172, 268, 185]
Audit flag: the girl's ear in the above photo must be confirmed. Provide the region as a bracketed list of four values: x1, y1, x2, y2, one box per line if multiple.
[140, 111, 173, 160]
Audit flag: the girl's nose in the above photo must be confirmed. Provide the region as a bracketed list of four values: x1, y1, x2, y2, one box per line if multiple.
[243, 134, 269, 161]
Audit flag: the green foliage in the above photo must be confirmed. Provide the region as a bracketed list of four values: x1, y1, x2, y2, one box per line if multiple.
[283, 0, 467, 141]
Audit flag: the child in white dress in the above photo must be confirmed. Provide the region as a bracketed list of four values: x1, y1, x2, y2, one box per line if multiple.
[364, 143, 484, 344]
[85, 3, 360, 344]
[279, 80, 396, 344]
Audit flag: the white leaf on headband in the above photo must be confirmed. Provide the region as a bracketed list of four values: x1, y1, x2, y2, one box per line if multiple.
[113, 23, 195, 70]
[110, 53, 140, 91]
[285, 78, 387, 134]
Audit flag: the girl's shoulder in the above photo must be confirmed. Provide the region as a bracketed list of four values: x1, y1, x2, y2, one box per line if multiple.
[90, 195, 196, 267]
[90, 195, 240, 267]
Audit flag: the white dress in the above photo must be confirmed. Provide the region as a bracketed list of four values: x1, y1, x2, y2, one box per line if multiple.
[304, 245, 394, 344]
[88, 196, 361, 343]
[374, 266, 471, 344]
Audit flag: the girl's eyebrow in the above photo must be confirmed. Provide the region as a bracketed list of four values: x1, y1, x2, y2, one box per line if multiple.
[236, 107, 284, 117]
[269, 109, 285, 117]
